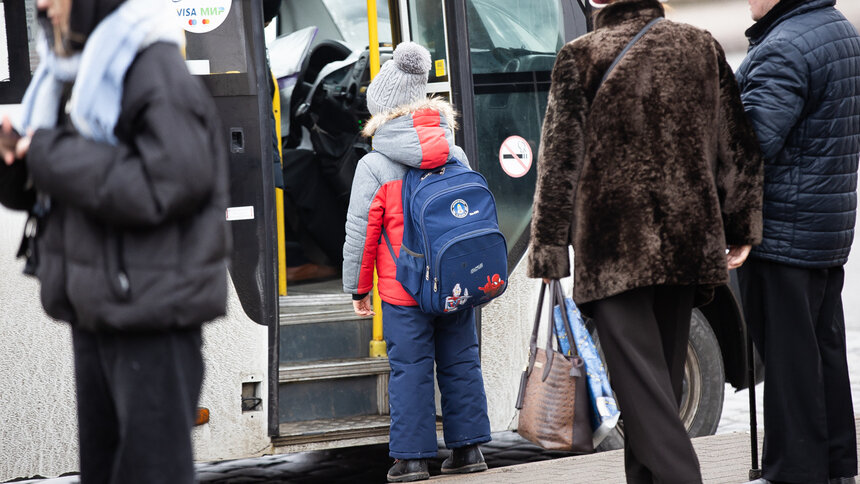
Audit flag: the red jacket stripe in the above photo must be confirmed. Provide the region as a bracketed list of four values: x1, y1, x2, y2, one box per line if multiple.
[359, 179, 416, 305]
[413, 108, 450, 169]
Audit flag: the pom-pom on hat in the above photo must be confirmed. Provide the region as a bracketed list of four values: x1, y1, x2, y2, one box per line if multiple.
[366, 42, 432, 116]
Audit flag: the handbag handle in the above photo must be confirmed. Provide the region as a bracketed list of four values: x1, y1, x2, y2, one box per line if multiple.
[526, 281, 557, 380]
[551, 281, 582, 379]
[527, 280, 582, 381]
[542, 280, 560, 381]
[553, 281, 580, 359]
[526, 281, 548, 376]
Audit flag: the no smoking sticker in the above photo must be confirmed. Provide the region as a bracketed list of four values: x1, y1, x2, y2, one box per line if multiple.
[498, 136, 533, 178]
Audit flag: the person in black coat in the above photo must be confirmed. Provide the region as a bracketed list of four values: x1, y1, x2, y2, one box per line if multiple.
[736, 0, 860, 483]
[0, 1, 230, 482]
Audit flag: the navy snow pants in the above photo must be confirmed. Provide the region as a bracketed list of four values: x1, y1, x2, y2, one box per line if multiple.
[382, 302, 491, 459]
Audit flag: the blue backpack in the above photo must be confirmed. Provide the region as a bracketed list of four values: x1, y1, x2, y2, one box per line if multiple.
[382, 158, 508, 315]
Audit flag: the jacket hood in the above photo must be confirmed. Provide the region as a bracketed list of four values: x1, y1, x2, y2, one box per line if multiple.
[362, 97, 458, 170]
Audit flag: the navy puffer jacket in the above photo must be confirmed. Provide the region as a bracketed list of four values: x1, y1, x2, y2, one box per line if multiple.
[736, 0, 860, 268]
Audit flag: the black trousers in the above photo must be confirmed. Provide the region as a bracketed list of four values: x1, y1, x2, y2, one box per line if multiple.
[738, 258, 856, 483]
[72, 327, 204, 484]
[591, 285, 702, 484]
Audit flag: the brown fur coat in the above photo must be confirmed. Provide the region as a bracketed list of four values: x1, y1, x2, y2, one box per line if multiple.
[527, 0, 763, 306]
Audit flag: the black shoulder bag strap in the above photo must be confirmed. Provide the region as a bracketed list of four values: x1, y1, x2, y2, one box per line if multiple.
[599, 17, 663, 89]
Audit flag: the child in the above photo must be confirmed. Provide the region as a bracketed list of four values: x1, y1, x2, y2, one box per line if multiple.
[342, 42, 491, 483]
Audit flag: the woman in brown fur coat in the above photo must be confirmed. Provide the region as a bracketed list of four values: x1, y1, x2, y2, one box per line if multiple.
[527, 0, 763, 482]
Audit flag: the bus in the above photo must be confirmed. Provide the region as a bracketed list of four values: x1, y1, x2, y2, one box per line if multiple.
[0, 0, 755, 479]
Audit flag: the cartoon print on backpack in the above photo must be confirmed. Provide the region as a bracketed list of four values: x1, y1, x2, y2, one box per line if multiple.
[444, 283, 471, 312]
[478, 274, 505, 299]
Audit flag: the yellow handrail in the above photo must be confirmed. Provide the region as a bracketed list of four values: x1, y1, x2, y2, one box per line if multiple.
[272, 72, 287, 296]
[367, 0, 387, 358]
[367, 0, 381, 78]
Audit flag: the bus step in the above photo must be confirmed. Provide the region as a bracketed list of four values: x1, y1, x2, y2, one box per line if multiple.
[273, 415, 391, 449]
[272, 415, 443, 451]
[280, 307, 366, 325]
[278, 358, 390, 424]
[279, 317, 375, 364]
[279, 357, 390, 383]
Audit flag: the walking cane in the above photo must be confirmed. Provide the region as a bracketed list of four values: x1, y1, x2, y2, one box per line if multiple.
[747, 328, 762, 480]
[731, 271, 762, 481]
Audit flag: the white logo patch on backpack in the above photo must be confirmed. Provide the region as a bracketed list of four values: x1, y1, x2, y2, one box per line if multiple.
[451, 199, 469, 218]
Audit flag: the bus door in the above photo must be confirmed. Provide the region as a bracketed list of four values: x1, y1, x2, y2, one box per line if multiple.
[183, 0, 280, 435]
[0, 0, 34, 104]
[269, 1, 398, 450]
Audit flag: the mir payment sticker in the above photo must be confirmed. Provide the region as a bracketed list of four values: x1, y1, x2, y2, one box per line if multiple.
[174, 0, 232, 34]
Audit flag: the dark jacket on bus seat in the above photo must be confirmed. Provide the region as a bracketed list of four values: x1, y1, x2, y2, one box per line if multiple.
[527, 0, 763, 307]
[0, 42, 231, 331]
[735, 0, 860, 268]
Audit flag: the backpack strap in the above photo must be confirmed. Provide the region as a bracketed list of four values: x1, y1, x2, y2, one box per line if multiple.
[599, 17, 663, 89]
[381, 228, 397, 261]
[380, 228, 425, 262]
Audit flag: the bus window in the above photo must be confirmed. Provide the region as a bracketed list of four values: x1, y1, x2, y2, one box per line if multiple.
[321, 0, 392, 49]
[464, 0, 569, 260]
[467, 0, 563, 74]
[407, 0, 448, 83]
[279, 0, 392, 51]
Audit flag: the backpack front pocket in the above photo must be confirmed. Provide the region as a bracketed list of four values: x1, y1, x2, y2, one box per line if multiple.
[431, 230, 507, 314]
[395, 244, 425, 298]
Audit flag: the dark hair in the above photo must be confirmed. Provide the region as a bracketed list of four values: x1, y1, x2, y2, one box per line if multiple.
[68, 0, 124, 50]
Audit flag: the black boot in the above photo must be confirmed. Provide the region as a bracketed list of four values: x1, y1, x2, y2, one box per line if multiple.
[831, 478, 857, 484]
[441, 444, 488, 474]
[386, 459, 429, 482]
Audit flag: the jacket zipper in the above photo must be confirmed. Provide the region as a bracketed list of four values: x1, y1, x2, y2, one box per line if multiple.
[105, 229, 131, 301]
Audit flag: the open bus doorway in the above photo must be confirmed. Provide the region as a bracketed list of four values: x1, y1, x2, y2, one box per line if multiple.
[272, 0, 394, 295]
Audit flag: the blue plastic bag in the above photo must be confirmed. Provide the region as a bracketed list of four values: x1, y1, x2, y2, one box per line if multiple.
[553, 297, 620, 446]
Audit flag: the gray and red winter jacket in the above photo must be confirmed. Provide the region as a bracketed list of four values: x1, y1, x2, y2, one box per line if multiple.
[343, 98, 469, 305]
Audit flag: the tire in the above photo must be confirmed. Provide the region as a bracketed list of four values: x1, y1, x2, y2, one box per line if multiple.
[594, 309, 725, 451]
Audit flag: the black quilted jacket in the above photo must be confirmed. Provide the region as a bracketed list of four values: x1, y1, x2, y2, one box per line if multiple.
[0, 42, 231, 331]
[736, 0, 860, 268]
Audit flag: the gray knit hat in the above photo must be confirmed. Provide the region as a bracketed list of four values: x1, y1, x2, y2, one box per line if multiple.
[366, 42, 432, 116]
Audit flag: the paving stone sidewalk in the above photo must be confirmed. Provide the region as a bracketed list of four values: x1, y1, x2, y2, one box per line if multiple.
[431, 431, 765, 484]
[432, 422, 860, 484]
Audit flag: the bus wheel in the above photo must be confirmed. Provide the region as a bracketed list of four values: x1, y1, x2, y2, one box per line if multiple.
[594, 309, 725, 451]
